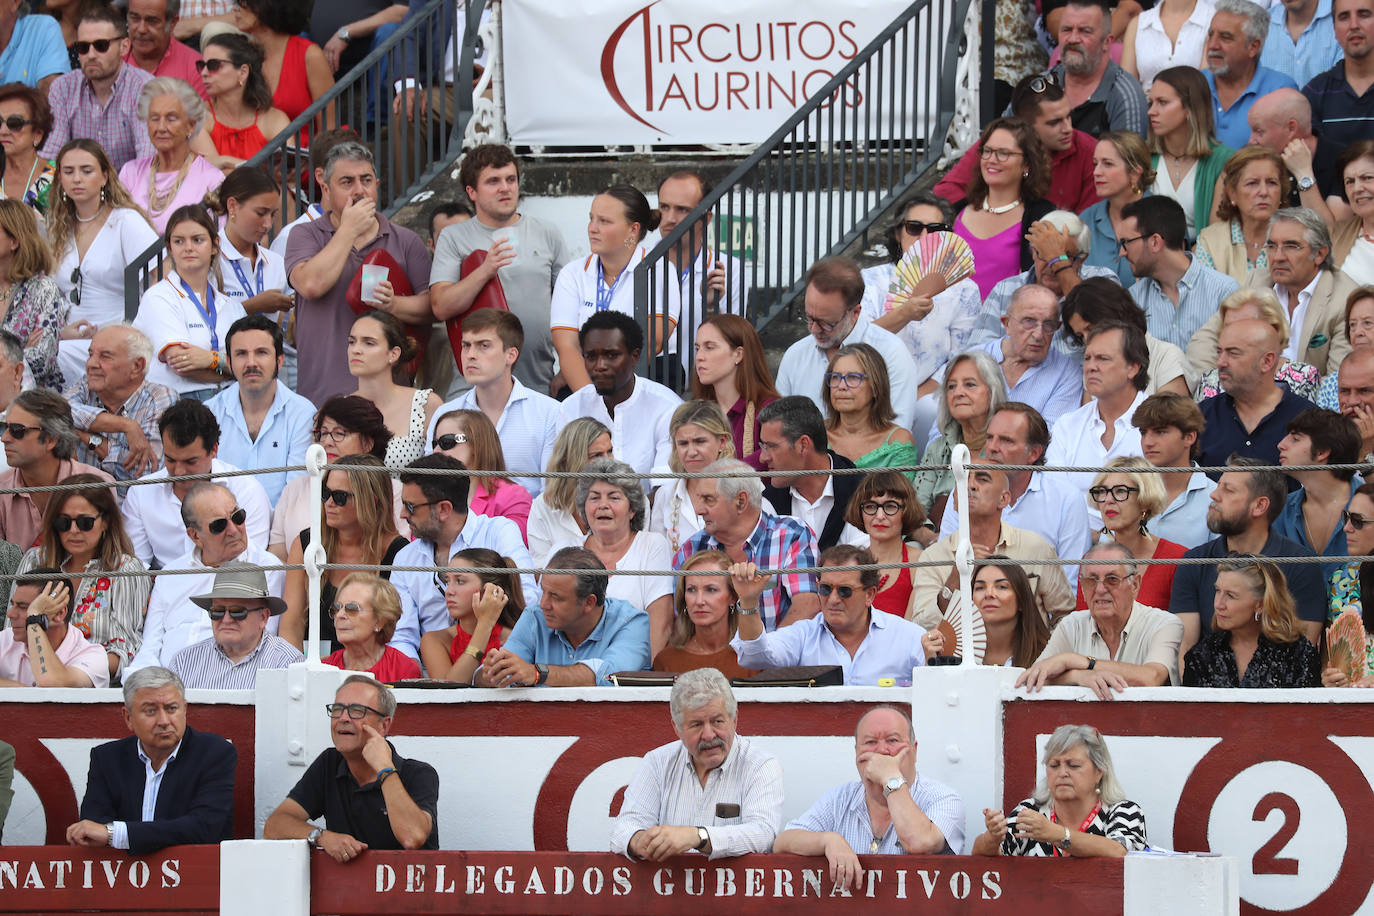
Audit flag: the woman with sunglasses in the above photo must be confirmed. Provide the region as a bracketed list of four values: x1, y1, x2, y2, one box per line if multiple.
[0, 199, 63, 389]
[134, 204, 245, 400]
[528, 417, 613, 566]
[16, 473, 151, 681]
[822, 343, 918, 479]
[268, 395, 397, 560]
[690, 313, 778, 469]
[649, 401, 735, 554]
[843, 472, 925, 618]
[280, 454, 407, 652]
[50, 139, 158, 387]
[322, 572, 421, 682]
[0, 83, 56, 218]
[972, 556, 1050, 667]
[347, 310, 441, 469]
[429, 409, 532, 542]
[1147, 66, 1232, 238]
[652, 549, 757, 678]
[1077, 458, 1185, 610]
[1080, 131, 1154, 287]
[198, 32, 290, 170]
[1185, 557, 1319, 688]
[915, 350, 1007, 522]
[1324, 482, 1374, 686]
[420, 548, 524, 683]
[119, 78, 224, 234]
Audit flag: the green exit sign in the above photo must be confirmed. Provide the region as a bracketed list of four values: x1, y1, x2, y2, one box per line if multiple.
[715, 214, 755, 260]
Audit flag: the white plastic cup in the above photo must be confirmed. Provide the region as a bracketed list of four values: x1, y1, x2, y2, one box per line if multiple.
[360, 264, 388, 302]
[492, 226, 518, 261]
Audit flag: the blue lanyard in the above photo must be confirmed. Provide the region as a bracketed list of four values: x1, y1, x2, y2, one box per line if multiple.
[180, 278, 218, 351]
[680, 248, 711, 285]
[595, 259, 626, 312]
[228, 253, 264, 300]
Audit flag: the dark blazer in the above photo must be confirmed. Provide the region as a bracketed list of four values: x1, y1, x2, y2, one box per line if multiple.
[763, 451, 859, 551]
[79, 726, 236, 854]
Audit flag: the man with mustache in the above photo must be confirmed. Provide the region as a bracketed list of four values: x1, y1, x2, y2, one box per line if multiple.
[67, 324, 176, 481]
[1203, 0, 1298, 149]
[1043, 0, 1148, 136]
[611, 668, 783, 861]
[206, 315, 315, 503]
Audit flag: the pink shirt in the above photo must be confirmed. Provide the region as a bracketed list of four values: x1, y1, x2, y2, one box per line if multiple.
[470, 480, 533, 544]
[118, 154, 225, 234]
[956, 212, 1024, 300]
[123, 38, 209, 102]
[0, 626, 110, 686]
[0, 460, 114, 550]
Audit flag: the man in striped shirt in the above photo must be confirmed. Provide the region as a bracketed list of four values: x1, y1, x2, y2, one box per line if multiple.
[610, 669, 783, 860]
[167, 562, 301, 689]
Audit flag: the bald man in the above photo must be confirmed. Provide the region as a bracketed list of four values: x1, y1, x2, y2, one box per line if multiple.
[1338, 349, 1374, 460]
[1198, 319, 1318, 474]
[1246, 89, 1341, 222]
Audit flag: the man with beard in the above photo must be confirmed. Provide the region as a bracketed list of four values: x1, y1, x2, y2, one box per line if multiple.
[757, 397, 867, 550]
[67, 324, 176, 481]
[558, 311, 680, 478]
[1044, 0, 1148, 136]
[1302, 0, 1374, 155]
[1168, 457, 1326, 660]
[611, 668, 783, 860]
[1203, 0, 1298, 149]
[207, 316, 315, 503]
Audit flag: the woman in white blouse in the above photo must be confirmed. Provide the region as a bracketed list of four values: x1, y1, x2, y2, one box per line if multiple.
[50, 139, 159, 386]
[527, 417, 612, 567]
[1331, 140, 1374, 286]
[204, 165, 293, 318]
[133, 204, 246, 400]
[1120, 0, 1214, 88]
[649, 400, 735, 554]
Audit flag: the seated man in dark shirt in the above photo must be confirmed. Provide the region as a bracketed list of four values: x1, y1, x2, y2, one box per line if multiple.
[264, 675, 438, 859]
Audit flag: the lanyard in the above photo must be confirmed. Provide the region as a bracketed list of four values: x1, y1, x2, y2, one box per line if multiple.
[679, 247, 710, 285]
[180, 278, 218, 351]
[1048, 800, 1101, 856]
[595, 259, 626, 312]
[227, 254, 264, 300]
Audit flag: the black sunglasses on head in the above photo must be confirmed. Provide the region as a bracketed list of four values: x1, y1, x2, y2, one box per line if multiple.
[207, 605, 255, 621]
[53, 514, 99, 532]
[206, 507, 247, 535]
[74, 37, 122, 55]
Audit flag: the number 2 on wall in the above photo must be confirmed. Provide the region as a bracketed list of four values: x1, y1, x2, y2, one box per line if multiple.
[1252, 792, 1300, 876]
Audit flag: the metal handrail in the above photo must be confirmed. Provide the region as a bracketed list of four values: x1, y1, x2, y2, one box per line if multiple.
[123, 0, 484, 318]
[632, 0, 975, 382]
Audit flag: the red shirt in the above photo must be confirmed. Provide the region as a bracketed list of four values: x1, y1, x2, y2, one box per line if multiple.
[447, 626, 505, 663]
[1075, 538, 1187, 610]
[123, 38, 209, 102]
[324, 645, 422, 683]
[934, 130, 1100, 213]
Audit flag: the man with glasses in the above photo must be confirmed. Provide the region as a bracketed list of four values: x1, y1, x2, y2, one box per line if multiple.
[41, 6, 156, 172]
[388, 453, 535, 661]
[0, 389, 113, 549]
[167, 561, 301, 688]
[130, 482, 285, 670]
[1018, 542, 1182, 698]
[123, 0, 210, 100]
[966, 284, 1083, 427]
[266, 674, 439, 856]
[67, 324, 176, 482]
[121, 399, 271, 569]
[777, 257, 919, 432]
[731, 546, 935, 686]
[1120, 197, 1240, 349]
[0, 569, 108, 687]
[757, 396, 867, 551]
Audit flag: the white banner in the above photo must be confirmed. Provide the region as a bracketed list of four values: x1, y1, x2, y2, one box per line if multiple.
[504, 0, 918, 146]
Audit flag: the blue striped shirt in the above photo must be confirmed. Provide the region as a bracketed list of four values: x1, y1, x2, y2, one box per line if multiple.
[1263, 0, 1344, 89]
[168, 633, 303, 689]
[1130, 255, 1240, 350]
[784, 775, 966, 855]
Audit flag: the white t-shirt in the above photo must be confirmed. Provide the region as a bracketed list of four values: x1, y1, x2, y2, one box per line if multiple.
[550, 248, 683, 350]
[219, 226, 289, 306]
[134, 270, 247, 394]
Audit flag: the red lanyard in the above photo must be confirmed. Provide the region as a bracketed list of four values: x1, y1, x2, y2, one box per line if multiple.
[1048, 801, 1101, 856]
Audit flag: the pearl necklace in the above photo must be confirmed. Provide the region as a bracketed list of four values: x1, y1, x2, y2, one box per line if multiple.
[75, 205, 104, 223]
[982, 199, 1022, 215]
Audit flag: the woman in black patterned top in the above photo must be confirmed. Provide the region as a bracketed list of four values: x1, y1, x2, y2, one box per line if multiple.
[1182, 557, 1320, 688]
[972, 724, 1147, 857]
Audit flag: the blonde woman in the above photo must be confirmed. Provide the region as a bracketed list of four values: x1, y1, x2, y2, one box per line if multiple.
[1081, 131, 1156, 286]
[322, 572, 421, 682]
[1078, 458, 1185, 610]
[1146, 66, 1233, 236]
[914, 350, 1007, 519]
[527, 417, 612, 566]
[1196, 147, 1289, 282]
[0, 199, 62, 388]
[1187, 287, 1321, 401]
[649, 400, 735, 553]
[652, 549, 756, 678]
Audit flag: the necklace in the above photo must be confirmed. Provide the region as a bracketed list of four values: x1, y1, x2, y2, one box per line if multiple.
[146, 152, 196, 217]
[75, 204, 104, 223]
[982, 199, 1022, 215]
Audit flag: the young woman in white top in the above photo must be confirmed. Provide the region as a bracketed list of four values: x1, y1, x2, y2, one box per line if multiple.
[204, 165, 293, 318]
[134, 204, 246, 399]
[550, 184, 681, 392]
[649, 400, 735, 554]
[528, 417, 612, 566]
[346, 310, 442, 469]
[50, 139, 159, 386]
[1120, 0, 1214, 88]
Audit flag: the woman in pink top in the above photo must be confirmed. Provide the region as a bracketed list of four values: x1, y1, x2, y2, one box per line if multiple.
[951, 117, 1054, 299]
[118, 77, 224, 234]
[429, 408, 533, 543]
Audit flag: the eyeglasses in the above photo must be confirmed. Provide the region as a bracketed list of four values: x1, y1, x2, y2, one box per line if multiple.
[1016, 317, 1061, 334]
[207, 605, 255, 621]
[979, 146, 1023, 163]
[53, 514, 99, 532]
[1117, 235, 1146, 252]
[3, 423, 41, 439]
[1025, 74, 1060, 93]
[194, 58, 233, 73]
[1088, 485, 1140, 503]
[328, 601, 366, 617]
[313, 426, 354, 445]
[402, 499, 436, 515]
[69, 267, 82, 306]
[818, 583, 858, 599]
[901, 220, 951, 236]
[1262, 240, 1309, 255]
[325, 702, 385, 720]
[1345, 509, 1373, 531]
[0, 116, 32, 132]
[825, 371, 868, 389]
[432, 432, 468, 450]
[805, 314, 845, 333]
[74, 38, 121, 55]
[321, 485, 352, 506]
[206, 507, 247, 535]
[860, 500, 903, 517]
[1081, 573, 1132, 590]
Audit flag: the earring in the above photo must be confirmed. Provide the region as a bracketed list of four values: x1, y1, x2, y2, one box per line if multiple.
[1138, 514, 1150, 536]
[1254, 611, 1261, 622]
[1095, 785, 1101, 795]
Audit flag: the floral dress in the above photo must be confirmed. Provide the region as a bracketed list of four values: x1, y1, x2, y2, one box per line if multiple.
[1329, 563, 1374, 672]
[1194, 359, 1320, 403]
[2, 273, 66, 390]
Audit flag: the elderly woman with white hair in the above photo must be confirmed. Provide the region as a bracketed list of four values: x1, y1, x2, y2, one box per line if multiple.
[913, 349, 1007, 520]
[1187, 286, 1322, 402]
[555, 457, 675, 656]
[118, 77, 225, 234]
[973, 723, 1147, 857]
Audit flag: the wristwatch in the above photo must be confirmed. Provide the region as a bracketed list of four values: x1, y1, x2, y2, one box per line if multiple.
[737, 604, 759, 616]
[1058, 826, 1072, 850]
[882, 775, 908, 798]
[694, 827, 710, 851]
[25, 613, 47, 630]
[1296, 175, 1315, 192]
[307, 826, 324, 847]
[1084, 656, 1097, 671]
[87, 433, 103, 450]
[336, 26, 351, 41]
[534, 663, 549, 685]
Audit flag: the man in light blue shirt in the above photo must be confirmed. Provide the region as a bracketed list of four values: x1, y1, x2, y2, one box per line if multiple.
[731, 545, 934, 686]
[206, 316, 315, 503]
[389, 453, 537, 660]
[476, 546, 650, 687]
[976, 285, 1084, 426]
[0, 5, 68, 93]
[1204, 0, 1300, 149]
[1263, 0, 1343, 87]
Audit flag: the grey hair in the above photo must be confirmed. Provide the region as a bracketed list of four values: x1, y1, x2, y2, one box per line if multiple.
[547, 546, 608, 607]
[1214, 0, 1270, 49]
[575, 457, 648, 532]
[0, 329, 21, 366]
[323, 141, 375, 183]
[122, 666, 185, 708]
[699, 458, 764, 509]
[669, 668, 737, 727]
[855, 703, 916, 743]
[11, 389, 78, 459]
[137, 77, 207, 135]
[180, 481, 231, 529]
[1032, 724, 1127, 807]
[339, 673, 396, 717]
[937, 349, 1009, 439]
[1270, 207, 1333, 265]
[1038, 210, 1091, 255]
[164, 0, 181, 22]
[111, 322, 154, 369]
[1084, 540, 1139, 578]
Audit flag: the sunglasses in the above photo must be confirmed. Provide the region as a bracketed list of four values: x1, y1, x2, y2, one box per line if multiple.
[207, 605, 255, 621]
[325, 702, 385, 720]
[818, 583, 858, 599]
[206, 507, 247, 535]
[3, 422, 41, 439]
[53, 514, 99, 532]
[1026, 74, 1060, 93]
[402, 499, 436, 515]
[321, 485, 352, 506]
[74, 38, 122, 55]
[901, 220, 950, 236]
[432, 432, 468, 450]
[1081, 573, 1131, 590]
[70, 267, 83, 306]
[1345, 509, 1373, 531]
[0, 116, 32, 132]
[328, 601, 366, 617]
[194, 58, 234, 73]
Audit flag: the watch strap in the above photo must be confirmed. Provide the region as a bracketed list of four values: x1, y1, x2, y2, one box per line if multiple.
[534, 663, 549, 685]
[25, 613, 48, 630]
[1084, 655, 1096, 671]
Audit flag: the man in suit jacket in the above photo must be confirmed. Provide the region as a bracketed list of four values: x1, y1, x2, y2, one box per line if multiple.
[758, 397, 868, 550]
[65, 667, 235, 854]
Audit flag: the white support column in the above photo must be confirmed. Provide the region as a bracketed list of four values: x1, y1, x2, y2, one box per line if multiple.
[220, 840, 309, 916]
[302, 443, 327, 665]
[1124, 855, 1241, 915]
[949, 443, 973, 664]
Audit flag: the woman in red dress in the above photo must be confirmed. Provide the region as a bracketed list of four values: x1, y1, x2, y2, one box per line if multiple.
[420, 548, 525, 683]
[323, 573, 421, 682]
[199, 32, 290, 169]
